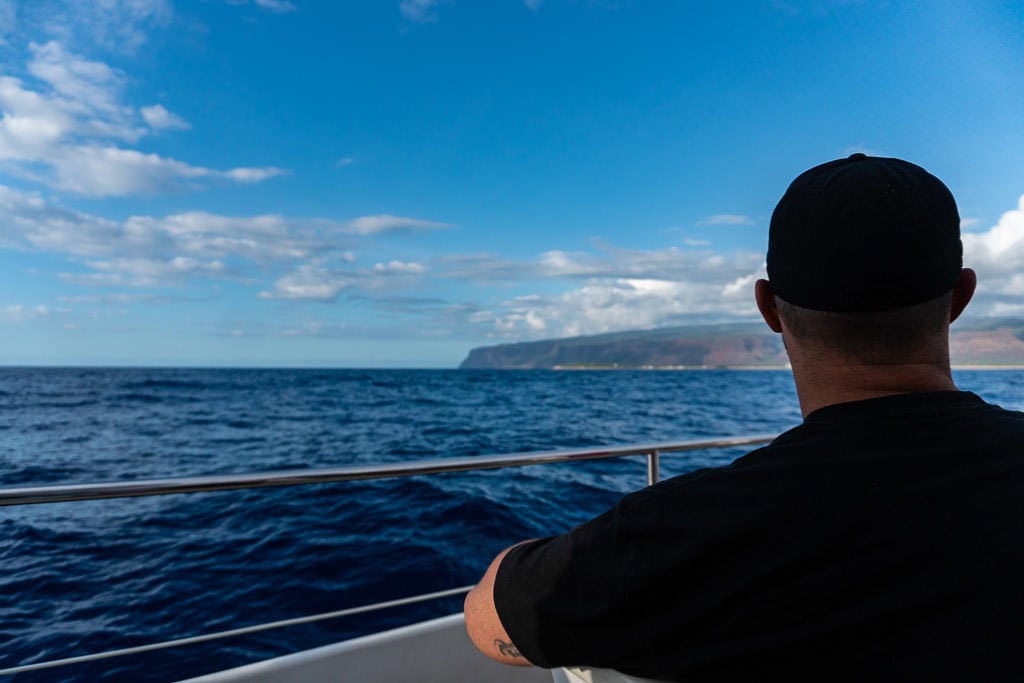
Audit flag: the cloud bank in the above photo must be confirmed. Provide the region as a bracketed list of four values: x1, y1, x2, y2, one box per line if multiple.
[0, 184, 445, 290]
[0, 42, 285, 197]
[963, 195, 1024, 305]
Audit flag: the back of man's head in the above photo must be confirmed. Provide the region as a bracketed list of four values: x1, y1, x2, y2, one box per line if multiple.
[766, 154, 965, 361]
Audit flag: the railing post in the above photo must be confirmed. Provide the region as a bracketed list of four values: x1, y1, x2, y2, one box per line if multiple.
[646, 450, 660, 486]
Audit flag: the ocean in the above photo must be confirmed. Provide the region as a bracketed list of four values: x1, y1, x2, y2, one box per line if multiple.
[1, 368, 1022, 681]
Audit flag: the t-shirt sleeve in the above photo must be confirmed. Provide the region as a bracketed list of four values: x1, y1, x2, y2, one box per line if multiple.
[489, 470, 755, 674]
[491, 501, 655, 670]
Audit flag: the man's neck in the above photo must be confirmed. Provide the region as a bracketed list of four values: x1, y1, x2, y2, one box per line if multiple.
[789, 358, 958, 418]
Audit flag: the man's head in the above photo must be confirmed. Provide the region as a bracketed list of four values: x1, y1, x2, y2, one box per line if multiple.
[757, 154, 974, 363]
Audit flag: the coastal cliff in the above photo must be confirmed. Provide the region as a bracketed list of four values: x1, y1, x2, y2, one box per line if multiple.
[459, 319, 1024, 369]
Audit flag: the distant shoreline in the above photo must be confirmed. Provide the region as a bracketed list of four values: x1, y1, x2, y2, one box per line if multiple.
[550, 364, 1024, 371]
[551, 364, 789, 370]
[461, 319, 1024, 371]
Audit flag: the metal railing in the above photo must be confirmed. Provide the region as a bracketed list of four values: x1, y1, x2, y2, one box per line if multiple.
[0, 586, 475, 677]
[0, 434, 773, 506]
[0, 434, 774, 677]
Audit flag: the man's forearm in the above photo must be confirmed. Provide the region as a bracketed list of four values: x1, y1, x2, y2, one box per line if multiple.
[464, 541, 535, 666]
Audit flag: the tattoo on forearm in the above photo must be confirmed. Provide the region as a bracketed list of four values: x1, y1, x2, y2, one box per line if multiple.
[494, 639, 524, 659]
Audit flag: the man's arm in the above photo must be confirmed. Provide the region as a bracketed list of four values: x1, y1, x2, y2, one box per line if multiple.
[464, 542, 535, 666]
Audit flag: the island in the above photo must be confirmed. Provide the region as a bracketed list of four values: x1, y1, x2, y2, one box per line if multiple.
[459, 319, 1024, 370]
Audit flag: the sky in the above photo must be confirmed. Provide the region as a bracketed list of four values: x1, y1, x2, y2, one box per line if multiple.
[1, 0, 1023, 367]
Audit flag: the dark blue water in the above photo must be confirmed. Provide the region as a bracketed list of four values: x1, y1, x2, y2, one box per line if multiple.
[1, 368, 1020, 681]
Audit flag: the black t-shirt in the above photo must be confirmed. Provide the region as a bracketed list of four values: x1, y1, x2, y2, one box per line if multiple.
[493, 391, 1024, 681]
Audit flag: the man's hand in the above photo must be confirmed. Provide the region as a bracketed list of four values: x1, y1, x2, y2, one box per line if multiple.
[464, 543, 535, 667]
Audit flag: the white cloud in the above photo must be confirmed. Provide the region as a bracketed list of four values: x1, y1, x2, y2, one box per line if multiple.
[0, 183, 448, 291]
[121, 211, 328, 261]
[45, 145, 286, 196]
[141, 104, 190, 130]
[441, 244, 762, 284]
[986, 302, 1024, 318]
[721, 272, 761, 300]
[282, 321, 325, 337]
[15, 0, 172, 53]
[524, 0, 544, 10]
[260, 258, 430, 301]
[225, 166, 288, 183]
[400, 0, 447, 22]
[454, 194, 1024, 340]
[345, 214, 452, 234]
[0, 1, 16, 44]
[57, 293, 188, 305]
[0, 42, 284, 196]
[961, 217, 983, 230]
[226, 0, 297, 12]
[374, 260, 426, 274]
[62, 256, 227, 287]
[439, 243, 766, 338]
[700, 214, 754, 226]
[336, 157, 355, 167]
[2, 303, 53, 323]
[486, 273, 763, 339]
[49, 146, 199, 195]
[252, 0, 297, 12]
[0, 77, 74, 153]
[0, 46, 144, 151]
[963, 195, 1024, 297]
[537, 249, 590, 276]
[0, 185, 334, 262]
[260, 263, 349, 301]
[28, 42, 125, 116]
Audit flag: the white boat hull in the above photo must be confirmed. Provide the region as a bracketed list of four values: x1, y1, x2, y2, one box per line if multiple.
[177, 613, 551, 683]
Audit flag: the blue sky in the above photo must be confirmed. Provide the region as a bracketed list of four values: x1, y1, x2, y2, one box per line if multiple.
[1, 0, 1023, 367]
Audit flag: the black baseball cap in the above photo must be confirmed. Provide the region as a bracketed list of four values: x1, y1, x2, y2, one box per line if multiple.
[766, 153, 963, 312]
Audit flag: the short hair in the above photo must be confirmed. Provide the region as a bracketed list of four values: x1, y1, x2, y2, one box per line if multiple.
[774, 291, 953, 363]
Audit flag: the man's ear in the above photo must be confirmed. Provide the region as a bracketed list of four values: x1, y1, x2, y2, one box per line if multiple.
[755, 279, 783, 333]
[949, 268, 976, 324]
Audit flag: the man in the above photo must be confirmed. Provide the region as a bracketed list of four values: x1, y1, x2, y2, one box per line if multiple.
[464, 154, 1024, 681]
